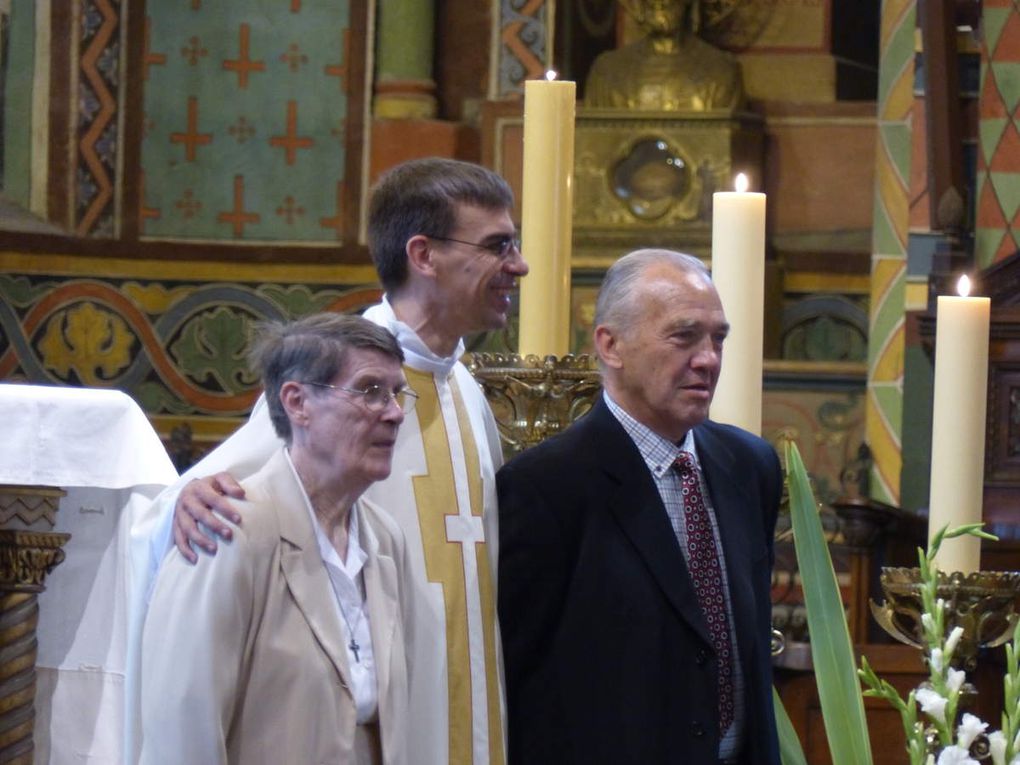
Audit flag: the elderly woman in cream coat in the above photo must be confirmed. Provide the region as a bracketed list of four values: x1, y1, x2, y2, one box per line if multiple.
[140, 314, 415, 765]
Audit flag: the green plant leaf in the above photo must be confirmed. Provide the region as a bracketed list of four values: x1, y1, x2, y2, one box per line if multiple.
[785, 441, 874, 765]
[774, 686, 809, 765]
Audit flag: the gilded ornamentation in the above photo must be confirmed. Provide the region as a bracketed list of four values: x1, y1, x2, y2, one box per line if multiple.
[870, 567, 1020, 672]
[467, 353, 601, 457]
[575, 120, 718, 227]
[0, 531, 70, 591]
[572, 113, 763, 260]
[611, 137, 692, 220]
[570, 0, 764, 259]
[585, 0, 743, 112]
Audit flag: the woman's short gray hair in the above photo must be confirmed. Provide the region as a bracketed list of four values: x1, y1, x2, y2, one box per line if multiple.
[248, 313, 403, 443]
[594, 249, 710, 334]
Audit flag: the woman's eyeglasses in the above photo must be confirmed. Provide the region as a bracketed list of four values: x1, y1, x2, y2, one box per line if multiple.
[303, 381, 418, 414]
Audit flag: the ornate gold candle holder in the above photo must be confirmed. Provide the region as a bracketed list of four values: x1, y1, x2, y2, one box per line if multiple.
[467, 353, 602, 457]
[870, 567, 1020, 671]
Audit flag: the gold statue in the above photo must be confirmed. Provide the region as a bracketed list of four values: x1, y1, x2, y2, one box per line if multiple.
[585, 0, 744, 111]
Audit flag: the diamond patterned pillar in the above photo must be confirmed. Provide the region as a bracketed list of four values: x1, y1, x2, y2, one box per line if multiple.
[866, 0, 916, 505]
[975, 1, 1020, 267]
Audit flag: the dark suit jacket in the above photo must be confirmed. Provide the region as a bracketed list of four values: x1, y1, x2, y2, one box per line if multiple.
[497, 398, 782, 765]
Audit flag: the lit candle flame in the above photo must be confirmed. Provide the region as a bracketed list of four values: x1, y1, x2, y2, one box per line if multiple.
[735, 173, 749, 193]
[957, 275, 971, 297]
[545, 70, 557, 81]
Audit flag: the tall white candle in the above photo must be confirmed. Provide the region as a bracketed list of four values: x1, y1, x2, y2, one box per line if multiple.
[928, 275, 990, 574]
[710, 173, 766, 435]
[518, 72, 575, 358]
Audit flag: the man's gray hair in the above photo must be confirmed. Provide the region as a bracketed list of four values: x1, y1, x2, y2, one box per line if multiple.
[248, 313, 404, 443]
[594, 249, 710, 333]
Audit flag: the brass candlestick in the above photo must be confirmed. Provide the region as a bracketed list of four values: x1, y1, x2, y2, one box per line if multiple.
[467, 353, 602, 457]
[870, 567, 1020, 671]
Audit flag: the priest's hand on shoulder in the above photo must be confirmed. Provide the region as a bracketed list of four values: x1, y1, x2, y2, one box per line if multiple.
[173, 473, 246, 563]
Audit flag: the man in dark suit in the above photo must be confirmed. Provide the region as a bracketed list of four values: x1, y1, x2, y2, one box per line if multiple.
[497, 249, 781, 765]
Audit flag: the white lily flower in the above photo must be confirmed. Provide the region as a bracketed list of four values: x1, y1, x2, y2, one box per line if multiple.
[923, 613, 936, 635]
[988, 730, 1007, 765]
[936, 745, 978, 765]
[930, 648, 944, 673]
[956, 713, 987, 749]
[947, 668, 966, 694]
[917, 687, 949, 723]
[945, 626, 965, 658]
[1009, 755, 1020, 765]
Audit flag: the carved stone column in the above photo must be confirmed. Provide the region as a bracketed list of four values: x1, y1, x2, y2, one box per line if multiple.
[0, 486, 69, 764]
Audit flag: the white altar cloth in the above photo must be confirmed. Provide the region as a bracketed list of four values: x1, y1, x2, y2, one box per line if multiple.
[0, 384, 177, 764]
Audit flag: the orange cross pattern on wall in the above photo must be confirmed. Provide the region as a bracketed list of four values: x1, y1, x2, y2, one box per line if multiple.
[279, 43, 309, 72]
[276, 195, 305, 224]
[223, 23, 265, 89]
[217, 175, 260, 238]
[139, 171, 161, 227]
[319, 181, 344, 237]
[270, 101, 313, 165]
[141, 3, 352, 243]
[170, 96, 212, 162]
[324, 28, 351, 92]
[143, 17, 166, 81]
[181, 35, 208, 66]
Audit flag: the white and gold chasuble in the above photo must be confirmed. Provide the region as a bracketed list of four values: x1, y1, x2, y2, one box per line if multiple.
[362, 300, 505, 765]
[130, 299, 506, 765]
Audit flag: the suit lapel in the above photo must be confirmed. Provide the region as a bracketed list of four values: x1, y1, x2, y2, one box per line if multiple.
[270, 456, 354, 693]
[696, 424, 759, 672]
[589, 401, 714, 647]
[360, 502, 398, 706]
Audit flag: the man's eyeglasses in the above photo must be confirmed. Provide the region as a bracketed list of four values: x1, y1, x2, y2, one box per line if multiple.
[304, 381, 418, 414]
[428, 234, 521, 259]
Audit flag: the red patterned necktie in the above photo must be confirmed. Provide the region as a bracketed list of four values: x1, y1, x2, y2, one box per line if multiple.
[674, 451, 735, 733]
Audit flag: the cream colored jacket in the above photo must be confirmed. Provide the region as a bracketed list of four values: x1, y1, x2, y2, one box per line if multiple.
[139, 449, 409, 764]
